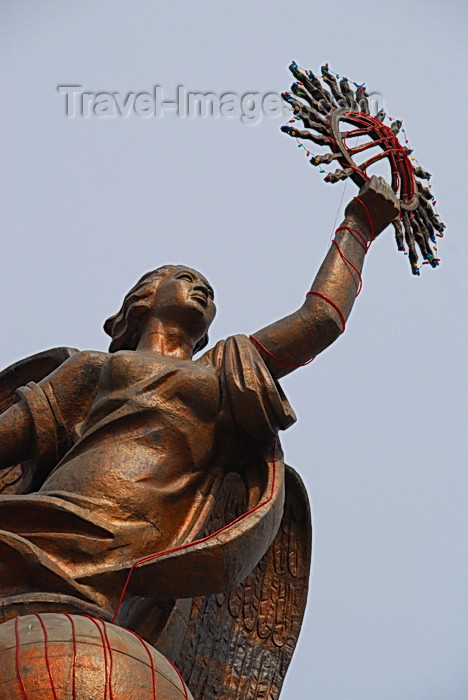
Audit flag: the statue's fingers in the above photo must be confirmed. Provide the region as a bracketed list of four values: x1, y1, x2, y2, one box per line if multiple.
[320, 65, 342, 104]
[402, 213, 420, 274]
[393, 217, 405, 251]
[355, 86, 370, 114]
[280, 125, 333, 147]
[339, 78, 357, 110]
[288, 62, 333, 111]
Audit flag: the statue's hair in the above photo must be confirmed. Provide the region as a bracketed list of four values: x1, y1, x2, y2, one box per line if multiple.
[104, 265, 209, 354]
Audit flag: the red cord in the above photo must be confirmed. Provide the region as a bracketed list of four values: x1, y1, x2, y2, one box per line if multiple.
[332, 239, 363, 295]
[124, 628, 157, 700]
[343, 134, 387, 154]
[60, 613, 157, 700]
[101, 621, 115, 700]
[112, 440, 278, 622]
[307, 204, 375, 335]
[166, 656, 189, 700]
[248, 335, 315, 368]
[306, 291, 346, 333]
[353, 196, 375, 243]
[33, 613, 58, 700]
[344, 163, 370, 181]
[79, 615, 109, 700]
[62, 613, 77, 700]
[335, 225, 368, 250]
[359, 147, 402, 173]
[341, 112, 414, 202]
[15, 617, 27, 700]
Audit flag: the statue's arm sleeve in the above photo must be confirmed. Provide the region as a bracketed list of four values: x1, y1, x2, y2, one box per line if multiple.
[203, 335, 296, 444]
[10, 350, 106, 475]
[0, 401, 33, 468]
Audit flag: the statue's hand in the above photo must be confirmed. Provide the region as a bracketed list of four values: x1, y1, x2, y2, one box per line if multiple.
[345, 175, 400, 239]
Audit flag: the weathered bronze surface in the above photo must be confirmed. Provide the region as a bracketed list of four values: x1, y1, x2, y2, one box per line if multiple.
[0, 175, 399, 698]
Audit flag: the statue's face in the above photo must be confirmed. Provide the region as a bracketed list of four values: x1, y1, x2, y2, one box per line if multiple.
[151, 266, 216, 341]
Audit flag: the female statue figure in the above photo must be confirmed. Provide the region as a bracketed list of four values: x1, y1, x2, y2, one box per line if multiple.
[0, 176, 399, 699]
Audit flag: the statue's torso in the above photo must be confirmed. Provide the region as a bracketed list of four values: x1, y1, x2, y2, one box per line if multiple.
[40, 350, 221, 548]
[0, 335, 295, 616]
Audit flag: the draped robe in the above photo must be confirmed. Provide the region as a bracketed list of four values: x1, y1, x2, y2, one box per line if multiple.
[0, 335, 296, 621]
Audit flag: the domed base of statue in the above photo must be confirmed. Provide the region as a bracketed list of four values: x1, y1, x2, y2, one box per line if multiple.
[0, 612, 193, 699]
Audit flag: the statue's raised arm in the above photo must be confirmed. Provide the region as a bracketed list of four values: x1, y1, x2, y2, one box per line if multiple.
[251, 175, 399, 378]
[250, 59, 445, 381]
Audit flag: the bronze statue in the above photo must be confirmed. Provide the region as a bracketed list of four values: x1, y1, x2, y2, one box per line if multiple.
[0, 63, 440, 699]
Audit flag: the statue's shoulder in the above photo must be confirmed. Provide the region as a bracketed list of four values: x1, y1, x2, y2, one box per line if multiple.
[195, 334, 248, 368]
[64, 348, 108, 370]
[0, 347, 108, 415]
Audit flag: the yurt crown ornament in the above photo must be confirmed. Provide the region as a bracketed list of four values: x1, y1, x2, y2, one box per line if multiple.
[281, 61, 446, 276]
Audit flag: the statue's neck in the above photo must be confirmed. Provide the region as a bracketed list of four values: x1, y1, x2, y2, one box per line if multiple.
[136, 320, 194, 359]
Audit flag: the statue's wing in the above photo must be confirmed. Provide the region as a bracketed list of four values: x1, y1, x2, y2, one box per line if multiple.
[175, 464, 312, 700]
[0, 347, 78, 494]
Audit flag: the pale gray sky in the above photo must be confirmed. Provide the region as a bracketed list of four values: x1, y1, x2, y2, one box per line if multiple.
[2, 1, 466, 698]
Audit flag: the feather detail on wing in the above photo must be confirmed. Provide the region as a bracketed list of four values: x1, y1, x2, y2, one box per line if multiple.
[0, 347, 78, 495]
[176, 464, 312, 700]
